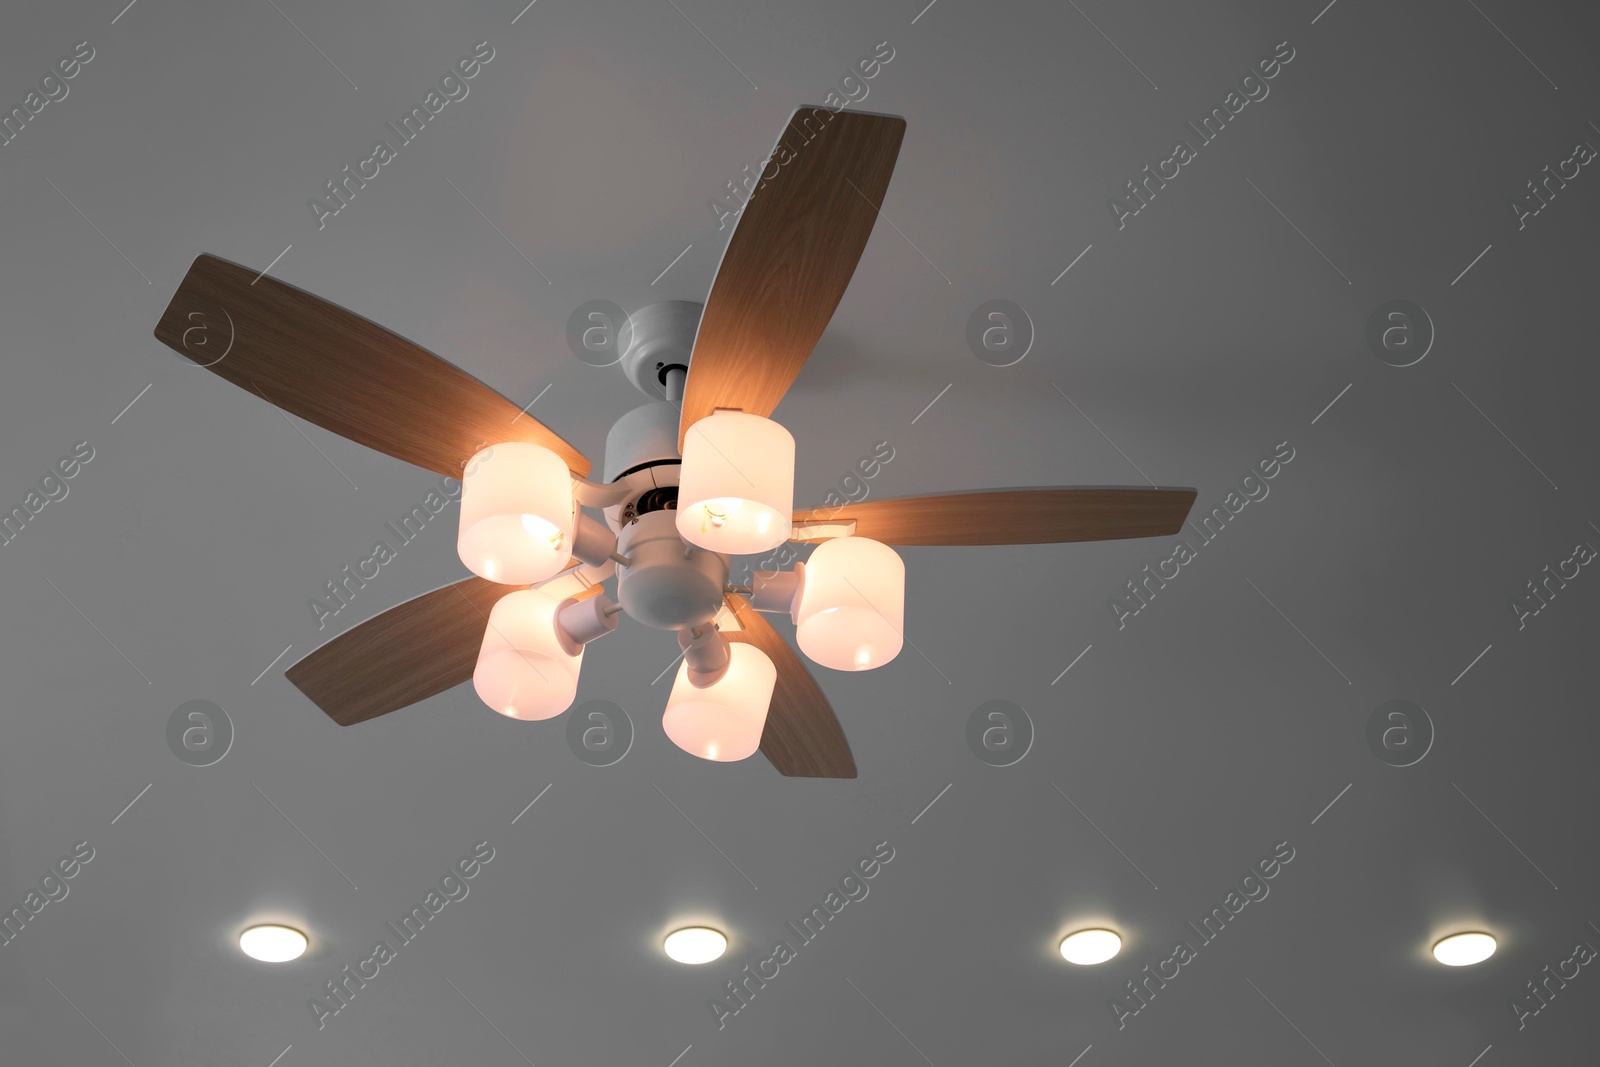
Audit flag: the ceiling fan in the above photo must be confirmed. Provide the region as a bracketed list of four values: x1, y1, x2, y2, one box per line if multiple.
[152, 106, 1196, 779]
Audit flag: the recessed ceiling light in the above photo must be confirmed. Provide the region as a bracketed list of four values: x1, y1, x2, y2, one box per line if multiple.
[664, 926, 727, 965]
[239, 924, 308, 963]
[1433, 931, 1496, 966]
[1059, 929, 1121, 965]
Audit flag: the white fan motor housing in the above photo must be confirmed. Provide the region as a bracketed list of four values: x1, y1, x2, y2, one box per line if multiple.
[602, 399, 682, 483]
[614, 511, 729, 630]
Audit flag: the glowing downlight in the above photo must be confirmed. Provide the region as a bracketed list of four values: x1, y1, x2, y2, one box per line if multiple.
[663, 926, 727, 964]
[1433, 932, 1496, 966]
[1058, 929, 1121, 965]
[239, 925, 308, 963]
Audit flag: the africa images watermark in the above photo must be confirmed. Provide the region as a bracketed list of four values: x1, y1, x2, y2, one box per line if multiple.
[707, 840, 896, 1030]
[966, 698, 1034, 767]
[1109, 441, 1296, 629]
[564, 699, 633, 767]
[1510, 528, 1595, 631]
[1509, 130, 1595, 230]
[0, 841, 96, 950]
[306, 447, 494, 630]
[0, 440, 96, 547]
[308, 41, 496, 230]
[166, 699, 234, 767]
[706, 40, 896, 231]
[1509, 924, 1598, 1031]
[1365, 299, 1435, 368]
[1365, 699, 1433, 768]
[732, 439, 894, 586]
[1108, 840, 1296, 1030]
[307, 840, 496, 1030]
[0, 40, 96, 147]
[1108, 40, 1297, 230]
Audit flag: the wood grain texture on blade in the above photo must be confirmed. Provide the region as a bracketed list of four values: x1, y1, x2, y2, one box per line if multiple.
[154, 254, 589, 478]
[286, 576, 528, 726]
[791, 487, 1199, 546]
[723, 594, 856, 779]
[679, 109, 906, 449]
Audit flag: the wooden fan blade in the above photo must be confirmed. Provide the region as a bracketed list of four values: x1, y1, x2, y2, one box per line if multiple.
[286, 576, 522, 726]
[722, 594, 856, 779]
[286, 574, 600, 726]
[154, 254, 590, 478]
[679, 108, 906, 450]
[791, 487, 1198, 546]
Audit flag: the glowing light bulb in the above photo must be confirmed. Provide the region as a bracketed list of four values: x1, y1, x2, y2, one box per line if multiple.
[702, 498, 742, 531]
[855, 647, 871, 667]
[521, 513, 564, 548]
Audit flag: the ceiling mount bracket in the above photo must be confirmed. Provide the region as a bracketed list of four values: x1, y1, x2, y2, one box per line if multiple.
[618, 301, 704, 399]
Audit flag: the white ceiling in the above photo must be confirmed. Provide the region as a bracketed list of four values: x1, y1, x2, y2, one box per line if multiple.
[2, 0, 1598, 1063]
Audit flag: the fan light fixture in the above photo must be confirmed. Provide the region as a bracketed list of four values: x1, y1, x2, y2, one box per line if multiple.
[662, 642, 776, 761]
[171, 107, 1200, 780]
[458, 442, 575, 584]
[239, 924, 308, 963]
[473, 590, 583, 720]
[1432, 931, 1496, 966]
[795, 536, 904, 671]
[676, 411, 794, 554]
[663, 926, 728, 964]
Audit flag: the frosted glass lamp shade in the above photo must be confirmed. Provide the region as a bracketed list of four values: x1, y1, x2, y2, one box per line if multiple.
[662, 643, 776, 761]
[458, 443, 576, 584]
[676, 412, 794, 554]
[795, 536, 904, 671]
[473, 590, 583, 720]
